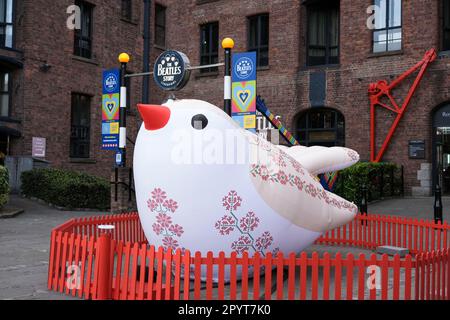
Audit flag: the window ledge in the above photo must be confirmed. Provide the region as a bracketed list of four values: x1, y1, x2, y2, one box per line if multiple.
[257, 66, 270, 71]
[0, 46, 23, 54]
[195, 71, 220, 79]
[72, 55, 99, 66]
[367, 50, 403, 59]
[196, 0, 220, 4]
[301, 63, 341, 71]
[0, 117, 21, 124]
[120, 18, 138, 26]
[154, 44, 166, 51]
[70, 158, 97, 164]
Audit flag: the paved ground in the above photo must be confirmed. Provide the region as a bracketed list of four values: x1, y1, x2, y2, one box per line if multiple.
[0, 195, 100, 300]
[0, 195, 445, 300]
[368, 196, 450, 220]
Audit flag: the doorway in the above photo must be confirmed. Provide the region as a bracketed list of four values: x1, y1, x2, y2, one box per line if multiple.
[434, 127, 450, 194]
[433, 104, 450, 195]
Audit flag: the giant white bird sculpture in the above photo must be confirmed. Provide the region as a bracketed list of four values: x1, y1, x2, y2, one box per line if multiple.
[134, 99, 359, 265]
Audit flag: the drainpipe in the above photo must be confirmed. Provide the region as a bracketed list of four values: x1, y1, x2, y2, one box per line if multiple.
[142, 0, 151, 104]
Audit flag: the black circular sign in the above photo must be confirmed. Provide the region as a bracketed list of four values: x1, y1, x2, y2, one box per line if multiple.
[153, 50, 191, 91]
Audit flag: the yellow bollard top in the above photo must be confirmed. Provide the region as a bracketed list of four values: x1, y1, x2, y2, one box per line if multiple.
[221, 38, 235, 49]
[118, 53, 130, 64]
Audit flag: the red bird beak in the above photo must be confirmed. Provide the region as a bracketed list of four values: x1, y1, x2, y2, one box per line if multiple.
[137, 104, 171, 130]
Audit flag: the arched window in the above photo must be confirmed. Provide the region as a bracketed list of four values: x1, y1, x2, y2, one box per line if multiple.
[295, 108, 345, 147]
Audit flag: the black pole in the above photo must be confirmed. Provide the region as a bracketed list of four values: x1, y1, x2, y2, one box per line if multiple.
[434, 184, 443, 224]
[119, 61, 127, 167]
[142, 0, 151, 104]
[224, 47, 231, 116]
[360, 184, 368, 215]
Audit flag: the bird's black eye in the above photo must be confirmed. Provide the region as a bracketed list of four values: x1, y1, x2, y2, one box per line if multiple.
[191, 114, 208, 130]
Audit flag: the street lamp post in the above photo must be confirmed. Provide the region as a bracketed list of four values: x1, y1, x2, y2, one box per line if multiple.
[118, 53, 130, 167]
[222, 38, 234, 116]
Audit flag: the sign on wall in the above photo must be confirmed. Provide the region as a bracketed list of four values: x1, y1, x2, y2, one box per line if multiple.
[32, 137, 46, 158]
[231, 52, 257, 132]
[409, 140, 426, 159]
[102, 69, 120, 150]
[153, 50, 191, 91]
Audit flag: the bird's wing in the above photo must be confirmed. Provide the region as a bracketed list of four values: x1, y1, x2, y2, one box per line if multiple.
[246, 133, 358, 233]
[278, 145, 359, 175]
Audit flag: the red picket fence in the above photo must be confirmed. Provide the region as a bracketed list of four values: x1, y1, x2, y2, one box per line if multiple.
[47, 213, 450, 300]
[317, 214, 450, 255]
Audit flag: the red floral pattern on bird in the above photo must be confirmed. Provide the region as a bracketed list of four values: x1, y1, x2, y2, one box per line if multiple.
[148, 188, 183, 250]
[249, 135, 355, 213]
[215, 190, 277, 256]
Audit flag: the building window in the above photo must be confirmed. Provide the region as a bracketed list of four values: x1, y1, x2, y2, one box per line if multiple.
[443, 0, 450, 51]
[296, 108, 345, 147]
[74, 1, 93, 59]
[307, 1, 339, 66]
[155, 4, 166, 47]
[0, 0, 14, 48]
[248, 14, 269, 67]
[0, 72, 10, 117]
[121, 0, 132, 21]
[70, 93, 91, 158]
[200, 22, 219, 73]
[373, 0, 402, 53]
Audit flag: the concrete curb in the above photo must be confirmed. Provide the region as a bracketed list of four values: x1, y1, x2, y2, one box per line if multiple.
[0, 208, 25, 219]
[21, 195, 109, 212]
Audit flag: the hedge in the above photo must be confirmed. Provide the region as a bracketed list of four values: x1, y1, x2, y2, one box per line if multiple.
[21, 168, 110, 210]
[0, 166, 9, 208]
[334, 162, 403, 205]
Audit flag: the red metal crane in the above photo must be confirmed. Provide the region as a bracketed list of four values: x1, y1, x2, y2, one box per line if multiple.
[369, 49, 437, 162]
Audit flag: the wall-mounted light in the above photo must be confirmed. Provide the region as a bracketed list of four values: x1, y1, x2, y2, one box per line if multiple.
[40, 63, 51, 72]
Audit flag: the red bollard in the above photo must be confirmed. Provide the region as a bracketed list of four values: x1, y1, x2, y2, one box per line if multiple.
[95, 226, 114, 300]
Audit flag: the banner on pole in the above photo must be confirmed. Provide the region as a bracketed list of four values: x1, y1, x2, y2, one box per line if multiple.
[102, 69, 120, 150]
[231, 52, 257, 132]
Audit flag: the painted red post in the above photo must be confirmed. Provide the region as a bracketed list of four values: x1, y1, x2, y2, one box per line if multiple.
[276, 252, 284, 300]
[218, 251, 225, 300]
[194, 251, 202, 300]
[393, 254, 400, 300]
[404, 255, 412, 300]
[357, 254, 365, 300]
[323, 252, 330, 300]
[253, 252, 261, 300]
[79, 236, 88, 298]
[182, 249, 191, 300]
[230, 252, 238, 300]
[173, 249, 182, 300]
[264, 252, 272, 300]
[300, 252, 307, 300]
[288, 252, 296, 300]
[311, 252, 319, 300]
[346, 253, 354, 300]
[381, 254, 389, 300]
[95, 232, 113, 300]
[206, 251, 213, 300]
[241, 251, 249, 300]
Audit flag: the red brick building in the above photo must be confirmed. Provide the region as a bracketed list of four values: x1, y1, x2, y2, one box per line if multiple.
[0, 0, 145, 182]
[2, 0, 450, 197]
[148, 0, 450, 196]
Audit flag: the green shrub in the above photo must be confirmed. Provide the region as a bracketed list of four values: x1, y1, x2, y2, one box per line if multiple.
[334, 162, 403, 204]
[21, 168, 110, 210]
[0, 166, 9, 208]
